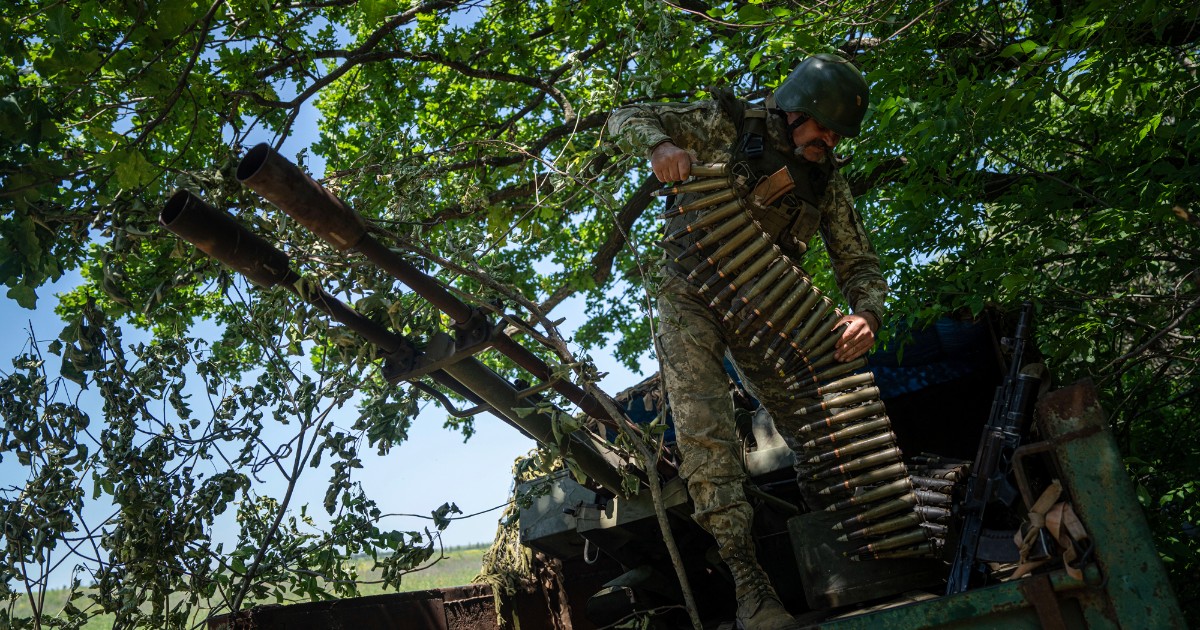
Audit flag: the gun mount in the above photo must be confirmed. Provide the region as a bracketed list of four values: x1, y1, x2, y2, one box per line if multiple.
[167, 145, 1185, 630]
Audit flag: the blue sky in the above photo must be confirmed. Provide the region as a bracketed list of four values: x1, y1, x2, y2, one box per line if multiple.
[0, 270, 645, 588]
[1, 105, 649, 584]
[0, 27, 649, 583]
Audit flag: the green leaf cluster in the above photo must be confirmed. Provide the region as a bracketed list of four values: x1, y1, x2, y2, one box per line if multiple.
[1, 0, 1198, 625]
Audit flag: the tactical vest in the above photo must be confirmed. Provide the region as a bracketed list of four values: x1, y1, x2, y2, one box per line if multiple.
[664, 90, 835, 278]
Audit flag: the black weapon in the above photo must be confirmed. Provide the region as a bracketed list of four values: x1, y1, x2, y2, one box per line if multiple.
[946, 302, 1042, 595]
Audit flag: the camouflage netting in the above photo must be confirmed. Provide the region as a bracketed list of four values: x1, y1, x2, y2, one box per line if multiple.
[475, 451, 574, 629]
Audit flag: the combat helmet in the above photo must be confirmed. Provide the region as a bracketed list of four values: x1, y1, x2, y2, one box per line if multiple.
[773, 53, 870, 138]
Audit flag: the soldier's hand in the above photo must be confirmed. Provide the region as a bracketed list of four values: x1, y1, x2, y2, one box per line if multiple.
[650, 142, 693, 183]
[833, 313, 878, 362]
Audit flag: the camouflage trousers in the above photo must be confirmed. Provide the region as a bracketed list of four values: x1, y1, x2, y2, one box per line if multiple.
[657, 275, 823, 546]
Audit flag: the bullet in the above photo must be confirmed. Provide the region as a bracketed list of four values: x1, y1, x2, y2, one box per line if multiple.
[802, 417, 891, 450]
[723, 257, 790, 321]
[804, 345, 840, 372]
[785, 357, 868, 390]
[841, 512, 921, 542]
[835, 494, 916, 528]
[699, 233, 771, 295]
[849, 526, 928, 557]
[810, 446, 903, 480]
[779, 312, 843, 371]
[737, 267, 806, 333]
[690, 163, 730, 177]
[827, 480, 913, 514]
[686, 222, 758, 281]
[852, 542, 935, 561]
[793, 372, 875, 402]
[760, 287, 824, 347]
[854, 537, 936, 556]
[663, 199, 747, 240]
[790, 298, 835, 350]
[833, 493, 918, 530]
[795, 386, 881, 418]
[805, 430, 896, 463]
[802, 312, 845, 357]
[818, 462, 907, 496]
[710, 244, 787, 306]
[765, 290, 824, 358]
[654, 177, 734, 197]
[658, 187, 740, 220]
[798, 399, 885, 435]
[670, 211, 748, 258]
[749, 279, 814, 347]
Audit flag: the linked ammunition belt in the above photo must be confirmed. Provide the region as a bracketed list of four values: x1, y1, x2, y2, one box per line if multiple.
[658, 163, 952, 561]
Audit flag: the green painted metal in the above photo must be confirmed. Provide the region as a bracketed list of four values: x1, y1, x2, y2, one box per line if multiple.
[813, 567, 1114, 629]
[1035, 381, 1186, 628]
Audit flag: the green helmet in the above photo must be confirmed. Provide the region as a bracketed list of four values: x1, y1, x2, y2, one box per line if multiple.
[773, 53, 870, 138]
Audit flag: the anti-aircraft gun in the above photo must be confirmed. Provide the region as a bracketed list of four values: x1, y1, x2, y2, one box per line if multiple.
[167, 146, 1185, 630]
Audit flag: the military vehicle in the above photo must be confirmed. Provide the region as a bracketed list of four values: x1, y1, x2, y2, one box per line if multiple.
[167, 144, 1184, 629]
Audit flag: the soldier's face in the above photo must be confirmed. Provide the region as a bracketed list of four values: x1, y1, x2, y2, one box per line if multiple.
[787, 113, 841, 163]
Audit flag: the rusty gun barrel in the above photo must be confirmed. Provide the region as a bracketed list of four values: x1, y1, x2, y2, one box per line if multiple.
[235, 145, 672, 474]
[160, 189, 292, 288]
[159, 190, 633, 495]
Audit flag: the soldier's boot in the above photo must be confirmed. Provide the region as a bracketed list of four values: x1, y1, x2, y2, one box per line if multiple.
[721, 543, 801, 630]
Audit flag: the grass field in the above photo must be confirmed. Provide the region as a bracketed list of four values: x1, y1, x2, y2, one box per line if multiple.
[8, 544, 491, 628]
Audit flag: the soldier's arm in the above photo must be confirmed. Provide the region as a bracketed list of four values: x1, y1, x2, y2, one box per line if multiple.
[818, 172, 889, 361]
[607, 101, 736, 181]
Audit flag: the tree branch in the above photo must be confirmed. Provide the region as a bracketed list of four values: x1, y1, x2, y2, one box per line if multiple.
[539, 174, 658, 313]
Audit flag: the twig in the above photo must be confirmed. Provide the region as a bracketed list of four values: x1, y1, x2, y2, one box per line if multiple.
[1104, 292, 1200, 372]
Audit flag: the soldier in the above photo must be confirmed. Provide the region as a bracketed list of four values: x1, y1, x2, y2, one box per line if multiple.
[608, 53, 888, 629]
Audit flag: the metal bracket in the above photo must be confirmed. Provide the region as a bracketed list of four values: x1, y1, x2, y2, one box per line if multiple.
[452, 307, 492, 353]
[381, 308, 501, 383]
[382, 330, 487, 383]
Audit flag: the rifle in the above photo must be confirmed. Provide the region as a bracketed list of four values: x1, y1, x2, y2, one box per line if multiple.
[945, 302, 1042, 595]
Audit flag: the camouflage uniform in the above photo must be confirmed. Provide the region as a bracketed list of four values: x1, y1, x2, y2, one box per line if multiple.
[608, 99, 888, 544]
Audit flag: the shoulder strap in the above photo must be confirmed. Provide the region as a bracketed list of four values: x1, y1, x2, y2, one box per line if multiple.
[714, 89, 767, 159]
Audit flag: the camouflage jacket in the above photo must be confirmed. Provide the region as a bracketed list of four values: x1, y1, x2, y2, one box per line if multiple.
[608, 98, 888, 322]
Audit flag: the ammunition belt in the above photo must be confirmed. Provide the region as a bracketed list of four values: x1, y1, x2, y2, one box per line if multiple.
[658, 163, 950, 561]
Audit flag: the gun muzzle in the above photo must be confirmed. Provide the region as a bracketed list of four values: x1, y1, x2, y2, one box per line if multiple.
[237, 143, 367, 251]
[159, 190, 292, 288]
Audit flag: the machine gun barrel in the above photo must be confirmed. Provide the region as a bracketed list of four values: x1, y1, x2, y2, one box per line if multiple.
[946, 302, 1040, 595]
[235, 144, 626, 432]
[162, 190, 403, 354]
[160, 190, 632, 495]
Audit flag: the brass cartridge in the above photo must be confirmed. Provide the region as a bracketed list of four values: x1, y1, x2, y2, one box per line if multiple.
[805, 430, 897, 463]
[795, 386, 882, 418]
[801, 417, 891, 450]
[687, 222, 759, 281]
[826, 479, 913, 514]
[723, 257, 790, 321]
[841, 512, 921, 542]
[818, 462, 908, 496]
[810, 446, 903, 480]
[654, 177, 732, 197]
[671, 212, 748, 258]
[798, 399, 885, 435]
[792, 372, 876, 402]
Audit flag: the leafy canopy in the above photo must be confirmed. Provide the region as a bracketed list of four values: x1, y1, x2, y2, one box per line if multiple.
[1, 0, 1197, 626]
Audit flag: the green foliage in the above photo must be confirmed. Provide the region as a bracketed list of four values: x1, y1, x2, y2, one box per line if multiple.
[1, 0, 1198, 625]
